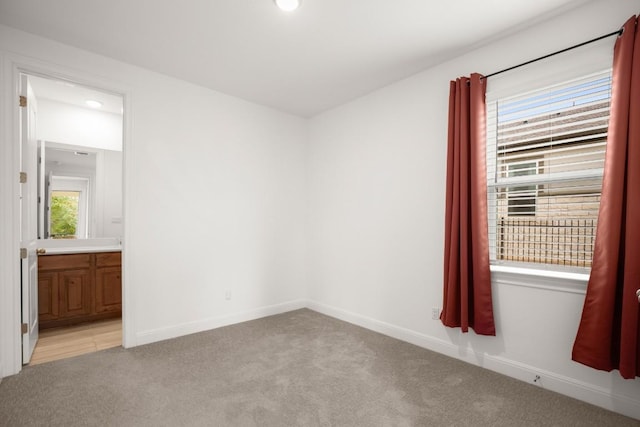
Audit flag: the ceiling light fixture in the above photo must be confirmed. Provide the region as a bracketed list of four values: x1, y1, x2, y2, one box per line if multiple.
[85, 99, 102, 109]
[274, 0, 301, 12]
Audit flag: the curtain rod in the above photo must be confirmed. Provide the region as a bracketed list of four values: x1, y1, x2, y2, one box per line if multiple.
[483, 28, 623, 80]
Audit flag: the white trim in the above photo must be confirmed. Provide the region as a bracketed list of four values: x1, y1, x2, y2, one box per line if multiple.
[481, 355, 640, 419]
[490, 168, 604, 187]
[135, 299, 307, 346]
[491, 264, 589, 294]
[305, 300, 640, 421]
[0, 52, 8, 377]
[0, 52, 133, 377]
[306, 300, 459, 356]
[0, 53, 22, 378]
[120, 89, 135, 349]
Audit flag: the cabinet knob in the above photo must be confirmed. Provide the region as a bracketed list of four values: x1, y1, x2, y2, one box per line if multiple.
[636, 289, 640, 303]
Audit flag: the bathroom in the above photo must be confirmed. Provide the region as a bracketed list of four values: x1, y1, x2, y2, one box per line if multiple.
[24, 74, 124, 365]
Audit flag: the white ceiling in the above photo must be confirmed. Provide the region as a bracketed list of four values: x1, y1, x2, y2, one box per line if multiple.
[28, 75, 123, 115]
[0, 0, 590, 117]
[46, 146, 96, 170]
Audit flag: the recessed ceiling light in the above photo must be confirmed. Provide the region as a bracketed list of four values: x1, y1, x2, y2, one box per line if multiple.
[274, 0, 301, 12]
[85, 100, 102, 109]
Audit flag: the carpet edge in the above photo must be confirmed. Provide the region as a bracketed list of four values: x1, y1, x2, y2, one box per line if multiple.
[305, 299, 640, 421]
[135, 299, 307, 346]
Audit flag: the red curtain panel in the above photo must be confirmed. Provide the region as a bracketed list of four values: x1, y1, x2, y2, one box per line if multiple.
[441, 73, 495, 336]
[572, 16, 640, 380]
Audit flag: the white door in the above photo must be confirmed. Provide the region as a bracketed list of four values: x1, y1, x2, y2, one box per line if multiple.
[37, 140, 46, 239]
[20, 74, 39, 364]
[46, 170, 53, 238]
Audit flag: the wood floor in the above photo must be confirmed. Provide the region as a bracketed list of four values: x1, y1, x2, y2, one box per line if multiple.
[30, 318, 122, 365]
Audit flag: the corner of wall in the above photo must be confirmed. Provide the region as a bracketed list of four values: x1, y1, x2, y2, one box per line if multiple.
[135, 299, 307, 346]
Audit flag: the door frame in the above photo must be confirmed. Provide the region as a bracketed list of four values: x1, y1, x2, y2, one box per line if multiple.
[0, 54, 135, 377]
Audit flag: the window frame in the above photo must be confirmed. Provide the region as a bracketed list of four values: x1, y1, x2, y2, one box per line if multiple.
[505, 160, 540, 217]
[485, 69, 611, 273]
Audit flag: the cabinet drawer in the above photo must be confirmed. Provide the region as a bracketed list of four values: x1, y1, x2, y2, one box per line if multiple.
[96, 252, 121, 267]
[38, 254, 91, 270]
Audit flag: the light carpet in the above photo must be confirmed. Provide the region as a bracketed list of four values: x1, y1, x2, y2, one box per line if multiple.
[0, 309, 636, 426]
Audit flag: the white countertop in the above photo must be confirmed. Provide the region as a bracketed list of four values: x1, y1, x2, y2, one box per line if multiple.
[39, 246, 121, 255]
[36, 238, 122, 255]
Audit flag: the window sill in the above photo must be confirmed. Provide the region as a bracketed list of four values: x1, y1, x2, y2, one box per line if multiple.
[490, 264, 589, 294]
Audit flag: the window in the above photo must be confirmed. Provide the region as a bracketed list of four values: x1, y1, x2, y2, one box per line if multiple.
[48, 176, 90, 239]
[50, 190, 81, 238]
[486, 70, 612, 270]
[506, 161, 539, 216]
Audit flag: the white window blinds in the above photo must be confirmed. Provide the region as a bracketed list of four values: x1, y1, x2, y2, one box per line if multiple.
[486, 70, 612, 270]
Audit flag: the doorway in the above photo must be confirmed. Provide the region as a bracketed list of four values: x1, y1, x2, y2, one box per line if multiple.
[30, 319, 121, 365]
[19, 72, 125, 366]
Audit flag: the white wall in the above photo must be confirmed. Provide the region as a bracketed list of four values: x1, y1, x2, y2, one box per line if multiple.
[1, 0, 638, 420]
[307, 0, 640, 419]
[96, 149, 123, 238]
[37, 98, 123, 151]
[0, 23, 307, 375]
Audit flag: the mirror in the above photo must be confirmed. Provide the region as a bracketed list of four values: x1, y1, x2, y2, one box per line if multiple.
[29, 75, 124, 240]
[40, 142, 122, 239]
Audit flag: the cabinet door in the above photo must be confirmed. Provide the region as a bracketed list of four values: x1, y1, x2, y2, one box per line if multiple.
[38, 271, 59, 322]
[95, 266, 122, 313]
[59, 269, 92, 317]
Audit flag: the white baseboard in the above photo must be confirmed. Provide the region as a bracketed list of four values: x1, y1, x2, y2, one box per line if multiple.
[135, 299, 307, 346]
[305, 300, 640, 421]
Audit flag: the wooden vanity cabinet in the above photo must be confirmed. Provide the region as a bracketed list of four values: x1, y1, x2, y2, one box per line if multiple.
[95, 253, 122, 314]
[37, 252, 121, 329]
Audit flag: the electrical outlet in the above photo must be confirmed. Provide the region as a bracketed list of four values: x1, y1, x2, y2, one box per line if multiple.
[431, 307, 440, 320]
[225, 290, 231, 301]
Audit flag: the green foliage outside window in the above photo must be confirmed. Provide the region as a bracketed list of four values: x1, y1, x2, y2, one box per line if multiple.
[50, 193, 78, 238]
